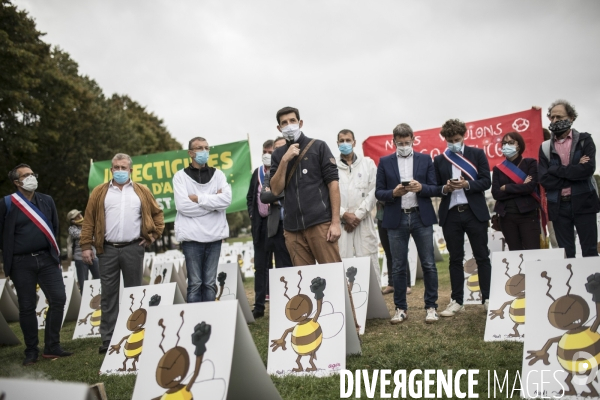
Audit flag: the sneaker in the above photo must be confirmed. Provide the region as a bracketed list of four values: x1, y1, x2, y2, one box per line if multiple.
[406, 287, 412, 295]
[439, 300, 464, 317]
[425, 308, 439, 324]
[42, 347, 73, 359]
[252, 309, 265, 319]
[390, 309, 408, 325]
[484, 299, 489, 312]
[23, 354, 38, 366]
[99, 340, 110, 354]
[381, 286, 394, 295]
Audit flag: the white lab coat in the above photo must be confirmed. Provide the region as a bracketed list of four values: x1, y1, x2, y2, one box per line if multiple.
[337, 153, 380, 286]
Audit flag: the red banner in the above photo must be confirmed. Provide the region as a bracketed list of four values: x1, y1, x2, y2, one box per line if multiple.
[362, 109, 544, 169]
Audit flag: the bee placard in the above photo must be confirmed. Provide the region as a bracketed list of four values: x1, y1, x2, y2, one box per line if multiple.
[488, 230, 506, 253]
[0, 305, 20, 345]
[0, 378, 90, 400]
[99, 282, 185, 375]
[267, 263, 361, 378]
[150, 262, 187, 301]
[0, 278, 19, 322]
[34, 271, 81, 330]
[522, 258, 600, 398]
[72, 279, 103, 339]
[484, 249, 566, 342]
[216, 263, 254, 323]
[132, 301, 282, 400]
[342, 257, 390, 335]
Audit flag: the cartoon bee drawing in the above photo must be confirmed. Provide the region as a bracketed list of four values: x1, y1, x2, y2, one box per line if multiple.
[77, 283, 101, 335]
[270, 271, 343, 373]
[152, 311, 217, 400]
[109, 289, 160, 372]
[155, 268, 168, 285]
[488, 255, 525, 338]
[36, 298, 49, 327]
[526, 266, 600, 397]
[464, 258, 481, 301]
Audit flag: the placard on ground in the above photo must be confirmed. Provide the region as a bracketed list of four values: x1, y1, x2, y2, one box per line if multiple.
[0, 378, 92, 400]
[35, 271, 81, 330]
[217, 263, 254, 323]
[73, 279, 102, 339]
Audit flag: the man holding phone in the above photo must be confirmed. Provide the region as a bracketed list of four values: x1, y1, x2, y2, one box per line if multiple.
[433, 119, 492, 317]
[375, 123, 440, 325]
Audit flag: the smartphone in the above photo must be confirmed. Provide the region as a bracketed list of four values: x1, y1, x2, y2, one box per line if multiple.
[401, 181, 411, 186]
[451, 178, 459, 182]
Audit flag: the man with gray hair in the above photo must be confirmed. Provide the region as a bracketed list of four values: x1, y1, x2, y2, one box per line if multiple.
[539, 100, 600, 258]
[81, 153, 165, 353]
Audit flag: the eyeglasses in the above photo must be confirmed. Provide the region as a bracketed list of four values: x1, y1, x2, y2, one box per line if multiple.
[18, 173, 38, 180]
[190, 147, 210, 151]
[394, 140, 412, 147]
[112, 165, 130, 171]
[501, 140, 516, 146]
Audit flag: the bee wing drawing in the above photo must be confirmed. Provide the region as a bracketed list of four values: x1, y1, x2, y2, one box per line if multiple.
[316, 301, 344, 340]
[351, 291, 368, 309]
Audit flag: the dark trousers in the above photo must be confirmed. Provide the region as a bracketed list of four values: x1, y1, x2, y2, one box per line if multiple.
[253, 218, 271, 312]
[500, 211, 541, 251]
[377, 219, 410, 287]
[11, 252, 66, 357]
[442, 207, 491, 305]
[554, 201, 599, 258]
[267, 221, 293, 268]
[75, 258, 100, 294]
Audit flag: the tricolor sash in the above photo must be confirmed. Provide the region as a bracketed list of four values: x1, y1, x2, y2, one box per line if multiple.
[443, 149, 478, 180]
[10, 192, 60, 260]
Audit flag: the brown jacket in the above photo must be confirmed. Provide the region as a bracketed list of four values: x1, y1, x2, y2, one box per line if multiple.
[80, 181, 165, 254]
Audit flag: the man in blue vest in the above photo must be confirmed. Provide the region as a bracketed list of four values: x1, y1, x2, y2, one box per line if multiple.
[0, 164, 72, 365]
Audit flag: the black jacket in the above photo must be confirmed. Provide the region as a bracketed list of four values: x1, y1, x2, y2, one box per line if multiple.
[260, 172, 284, 238]
[491, 156, 539, 217]
[538, 129, 600, 221]
[433, 146, 492, 226]
[0, 192, 60, 277]
[246, 167, 268, 245]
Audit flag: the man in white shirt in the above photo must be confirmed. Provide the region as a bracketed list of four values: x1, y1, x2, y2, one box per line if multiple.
[173, 137, 232, 303]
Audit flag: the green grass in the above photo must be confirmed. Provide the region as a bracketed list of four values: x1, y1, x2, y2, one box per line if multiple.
[0, 255, 523, 400]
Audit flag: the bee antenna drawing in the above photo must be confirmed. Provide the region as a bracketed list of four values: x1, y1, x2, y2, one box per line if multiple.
[297, 270, 303, 295]
[140, 288, 146, 308]
[502, 259, 510, 279]
[517, 254, 524, 274]
[158, 318, 166, 354]
[129, 293, 135, 313]
[90, 284, 94, 296]
[175, 310, 185, 347]
[565, 264, 573, 296]
[541, 272, 556, 301]
[280, 276, 290, 300]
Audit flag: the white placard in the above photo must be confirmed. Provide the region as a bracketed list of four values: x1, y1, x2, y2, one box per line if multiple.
[0, 278, 19, 322]
[131, 301, 281, 400]
[484, 248, 566, 342]
[73, 279, 102, 339]
[378, 238, 417, 288]
[150, 262, 187, 302]
[35, 271, 81, 329]
[0, 378, 91, 400]
[216, 264, 254, 323]
[99, 283, 185, 375]
[488, 230, 506, 253]
[521, 258, 600, 399]
[0, 310, 20, 345]
[268, 263, 361, 377]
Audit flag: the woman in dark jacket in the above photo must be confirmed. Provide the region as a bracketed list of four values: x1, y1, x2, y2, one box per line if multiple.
[491, 131, 541, 250]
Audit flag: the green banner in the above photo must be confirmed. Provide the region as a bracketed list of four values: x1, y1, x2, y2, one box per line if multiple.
[88, 140, 252, 223]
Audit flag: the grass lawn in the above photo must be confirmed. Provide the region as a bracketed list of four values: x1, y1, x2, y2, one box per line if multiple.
[0, 255, 524, 399]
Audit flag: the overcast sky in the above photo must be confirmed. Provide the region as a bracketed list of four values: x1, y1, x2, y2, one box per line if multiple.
[13, 0, 600, 170]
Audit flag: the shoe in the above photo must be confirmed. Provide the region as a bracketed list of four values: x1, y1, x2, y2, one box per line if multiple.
[99, 340, 110, 354]
[252, 309, 265, 319]
[425, 308, 439, 324]
[265, 295, 270, 302]
[484, 299, 489, 312]
[382, 286, 394, 295]
[390, 309, 408, 325]
[439, 300, 465, 317]
[23, 354, 38, 366]
[42, 347, 73, 359]
[406, 287, 412, 295]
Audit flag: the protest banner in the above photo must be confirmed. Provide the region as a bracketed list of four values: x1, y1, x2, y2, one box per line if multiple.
[88, 140, 252, 222]
[362, 109, 543, 168]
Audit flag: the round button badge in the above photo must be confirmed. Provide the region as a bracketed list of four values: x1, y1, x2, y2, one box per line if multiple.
[302, 169, 307, 174]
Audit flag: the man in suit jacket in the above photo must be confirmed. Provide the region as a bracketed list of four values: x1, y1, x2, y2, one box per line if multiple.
[433, 119, 492, 317]
[375, 123, 440, 325]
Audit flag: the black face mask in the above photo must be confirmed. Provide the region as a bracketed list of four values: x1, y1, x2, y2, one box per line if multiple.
[548, 119, 572, 135]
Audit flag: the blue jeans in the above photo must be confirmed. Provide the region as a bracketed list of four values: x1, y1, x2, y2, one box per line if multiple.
[75, 258, 100, 294]
[182, 240, 222, 303]
[10, 251, 66, 357]
[387, 211, 438, 311]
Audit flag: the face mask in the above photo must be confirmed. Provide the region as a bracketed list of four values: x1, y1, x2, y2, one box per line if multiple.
[548, 119, 572, 135]
[447, 141, 463, 153]
[21, 175, 38, 191]
[396, 145, 413, 157]
[262, 153, 272, 167]
[339, 143, 353, 155]
[281, 123, 301, 143]
[501, 144, 518, 158]
[194, 150, 209, 165]
[113, 170, 129, 184]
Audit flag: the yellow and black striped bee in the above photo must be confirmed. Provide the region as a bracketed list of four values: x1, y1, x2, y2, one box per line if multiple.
[77, 284, 101, 335]
[464, 258, 481, 301]
[109, 289, 148, 372]
[270, 271, 326, 373]
[489, 255, 525, 338]
[526, 265, 600, 397]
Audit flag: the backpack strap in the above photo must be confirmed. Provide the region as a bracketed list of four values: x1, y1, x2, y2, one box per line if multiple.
[541, 139, 551, 161]
[285, 139, 316, 188]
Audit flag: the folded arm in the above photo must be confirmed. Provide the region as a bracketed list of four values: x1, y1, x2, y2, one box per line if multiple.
[173, 174, 212, 217]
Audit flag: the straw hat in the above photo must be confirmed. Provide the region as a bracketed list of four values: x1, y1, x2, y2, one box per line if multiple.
[67, 209, 81, 222]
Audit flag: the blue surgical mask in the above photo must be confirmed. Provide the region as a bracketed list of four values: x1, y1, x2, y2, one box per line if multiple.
[447, 141, 463, 153]
[194, 150, 209, 165]
[113, 170, 129, 184]
[339, 143, 353, 155]
[502, 144, 518, 158]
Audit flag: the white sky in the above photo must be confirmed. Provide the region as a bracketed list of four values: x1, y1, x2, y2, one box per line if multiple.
[13, 0, 600, 171]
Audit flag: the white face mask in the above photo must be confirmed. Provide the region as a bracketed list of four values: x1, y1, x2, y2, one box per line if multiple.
[21, 175, 38, 192]
[262, 153, 272, 167]
[396, 145, 413, 157]
[281, 123, 301, 142]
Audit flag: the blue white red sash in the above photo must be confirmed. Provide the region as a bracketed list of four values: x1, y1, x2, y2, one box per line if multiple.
[11, 192, 60, 259]
[495, 160, 541, 203]
[443, 149, 478, 180]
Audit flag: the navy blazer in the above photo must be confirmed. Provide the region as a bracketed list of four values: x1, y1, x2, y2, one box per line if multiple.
[433, 146, 491, 226]
[375, 151, 438, 229]
[0, 192, 60, 277]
